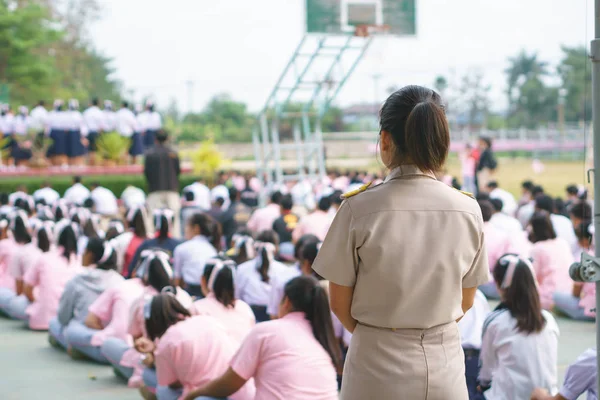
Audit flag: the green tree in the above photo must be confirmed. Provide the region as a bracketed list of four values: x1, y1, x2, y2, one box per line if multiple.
[558, 45, 591, 122]
[505, 50, 557, 128]
[457, 71, 490, 130]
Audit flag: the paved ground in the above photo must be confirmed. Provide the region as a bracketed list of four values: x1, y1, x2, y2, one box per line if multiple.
[0, 311, 596, 399]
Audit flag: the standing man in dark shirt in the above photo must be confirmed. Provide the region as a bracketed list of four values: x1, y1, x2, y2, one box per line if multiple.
[240, 176, 259, 208]
[222, 187, 251, 247]
[272, 194, 298, 261]
[144, 130, 182, 237]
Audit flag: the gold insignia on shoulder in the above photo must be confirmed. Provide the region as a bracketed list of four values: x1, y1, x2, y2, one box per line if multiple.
[342, 181, 373, 199]
[457, 189, 475, 199]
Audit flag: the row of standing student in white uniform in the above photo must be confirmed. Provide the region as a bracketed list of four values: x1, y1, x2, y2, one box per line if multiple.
[0, 98, 162, 166]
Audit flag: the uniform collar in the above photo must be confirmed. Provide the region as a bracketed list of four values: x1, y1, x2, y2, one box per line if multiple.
[384, 165, 437, 183]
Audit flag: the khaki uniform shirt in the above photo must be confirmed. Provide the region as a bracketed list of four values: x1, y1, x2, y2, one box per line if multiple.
[313, 165, 490, 330]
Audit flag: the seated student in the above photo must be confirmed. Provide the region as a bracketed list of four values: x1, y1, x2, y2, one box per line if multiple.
[127, 209, 182, 278]
[76, 213, 104, 256]
[0, 214, 17, 307]
[478, 200, 511, 299]
[271, 194, 298, 261]
[478, 254, 559, 400]
[531, 347, 597, 400]
[227, 230, 255, 265]
[235, 230, 290, 322]
[137, 294, 255, 400]
[185, 276, 341, 400]
[569, 201, 592, 228]
[529, 211, 574, 310]
[105, 220, 126, 241]
[1, 220, 52, 317]
[110, 206, 148, 276]
[191, 257, 255, 344]
[101, 250, 192, 386]
[553, 221, 596, 322]
[457, 289, 490, 399]
[49, 238, 123, 357]
[292, 196, 332, 243]
[173, 213, 221, 297]
[52, 201, 69, 222]
[16, 223, 81, 330]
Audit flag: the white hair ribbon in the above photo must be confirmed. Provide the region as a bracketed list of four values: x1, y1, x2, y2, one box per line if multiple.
[206, 258, 236, 292]
[589, 225, 595, 236]
[127, 205, 147, 224]
[254, 241, 276, 265]
[232, 234, 255, 259]
[499, 254, 535, 289]
[9, 210, 29, 232]
[34, 221, 55, 244]
[143, 295, 154, 320]
[99, 242, 114, 264]
[136, 249, 172, 280]
[577, 185, 586, 198]
[0, 220, 7, 230]
[109, 221, 125, 235]
[153, 209, 174, 233]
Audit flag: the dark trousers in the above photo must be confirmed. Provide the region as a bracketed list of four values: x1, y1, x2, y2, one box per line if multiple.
[464, 348, 481, 400]
[183, 283, 204, 299]
[250, 305, 269, 323]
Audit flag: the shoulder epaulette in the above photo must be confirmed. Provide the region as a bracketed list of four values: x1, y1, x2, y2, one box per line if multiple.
[341, 181, 373, 199]
[455, 189, 475, 199]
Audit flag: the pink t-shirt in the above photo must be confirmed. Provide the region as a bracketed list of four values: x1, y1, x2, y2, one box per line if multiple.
[23, 250, 81, 330]
[484, 223, 511, 275]
[0, 238, 18, 291]
[156, 316, 255, 400]
[531, 238, 575, 310]
[230, 311, 339, 400]
[191, 293, 255, 345]
[247, 204, 281, 233]
[460, 153, 476, 177]
[292, 211, 332, 242]
[88, 277, 146, 347]
[9, 243, 42, 281]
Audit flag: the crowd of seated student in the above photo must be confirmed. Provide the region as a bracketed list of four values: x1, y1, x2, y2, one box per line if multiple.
[0, 175, 598, 400]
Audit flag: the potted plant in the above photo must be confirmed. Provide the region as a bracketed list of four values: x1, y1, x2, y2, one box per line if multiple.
[190, 136, 228, 186]
[96, 132, 130, 167]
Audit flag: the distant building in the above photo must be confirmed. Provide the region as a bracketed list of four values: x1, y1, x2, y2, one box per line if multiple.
[342, 104, 380, 131]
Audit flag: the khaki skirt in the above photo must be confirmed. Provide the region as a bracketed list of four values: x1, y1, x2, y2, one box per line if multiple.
[341, 321, 467, 400]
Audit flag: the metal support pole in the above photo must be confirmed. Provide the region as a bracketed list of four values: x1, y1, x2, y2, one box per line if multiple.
[591, 0, 600, 390]
[293, 121, 305, 181]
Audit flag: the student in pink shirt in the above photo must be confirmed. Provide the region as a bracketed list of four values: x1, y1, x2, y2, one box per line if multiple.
[246, 192, 282, 234]
[185, 276, 341, 400]
[292, 197, 332, 243]
[138, 294, 255, 400]
[2, 221, 52, 319]
[102, 249, 192, 387]
[0, 217, 17, 310]
[19, 223, 81, 330]
[554, 221, 596, 321]
[109, 206, 149, 276]
[460, 144, 477, 195]
[192, 257, 255, 344]
[529, 211, 575, 310]
[478, 200, 509, 299]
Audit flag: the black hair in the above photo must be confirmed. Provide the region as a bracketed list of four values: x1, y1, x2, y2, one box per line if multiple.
[83, 197, 95, 209]
[486, 181, 498, 189]
[280, 194, 293, 211]
[479, 136, 492, 149]
[38, 100, 45, 106]
[203, 260, 236, 308]
[184, 191, 195, 202]
[490, 198, 503, 213]
[570, 202, 592, 222]
[91, 98, 99, 106]
[105, 226, 122, 241]
[11, 214, 31, 244]
[566, 184, 578, 196]
[37, 227, 51, 252]
[14, 197, 32, 216]
[531, 186, 544, 197]
[145, 294, 191, 341]
[330, 190, 343, 206]
[82, 218, 101, 239]
[318, 196, 331, 212]
[475, 192, 490, 202]
[535, 195, 554, 214]
[0, 193, 8, 206]
[553, 198, 568, 217]
[35, 198, 47, 207]
[256, 230, 280, 283]
[477, 200, 494, 222]
[188, 213, 222, 251]
[73, 176, 82, 184]
[54, 205, 66, 221]
[58, 225, 78, 261]
[493, 255, 545, 334]
[128, 208, 147, 238]
[380, 85, 449, 172]
[228, 187, 239, 201]
[156, 130, 168, 143]
[283, 276, 342, 369]
[156, 215, 171, 240]
[302, 241, 321, 268]
[270, 191, 283, 205]
[121, 101, 129, 108]
[85, 238, 117, 270]
[575, 221, 593, 243]
[528, 211, 557, 243]
[146, 257, 174, 293]
[295, 234, 320, 260]
[521, 180, 535, 191]
[215, 197, 225, 207]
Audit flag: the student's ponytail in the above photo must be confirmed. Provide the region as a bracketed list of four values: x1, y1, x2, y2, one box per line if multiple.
[136, 250, 174, 292]
[493, 254, 545, 334]
[56, 223, 78, 261]
[86, 238, 117, 270]
[145, 293, 191, 340]
[189, 213, 222, 251]
[254, 230, 279, 283]
[127, 206, 148, 238]
[153, 209, 174, 241]
[284, 276, 342, 369]
[10, 211, 31, 244]
[203, 258, 237, 308]
[35, 221, 54, 253]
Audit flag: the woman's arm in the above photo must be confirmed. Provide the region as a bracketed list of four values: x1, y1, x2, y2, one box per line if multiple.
[329, 282, 357, 333]
[84, 312, 104, 330]
[15, 279, 24, 296]
[184, 368, 247, 400]
[572, 282, 583, 298]
[23, 284, 35, 303]
[458, 287, 477, 322]
[530, 388, 567, 400]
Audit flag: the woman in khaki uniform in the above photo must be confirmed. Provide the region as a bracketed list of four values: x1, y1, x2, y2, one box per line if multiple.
[312, 85, 490, 400]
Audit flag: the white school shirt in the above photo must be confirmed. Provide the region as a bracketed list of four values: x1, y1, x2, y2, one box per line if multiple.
[8, 191, 28, 206]
[489, 212, 523, 236]
[147, 111, 162, 130]
[0, 113, 14, 134]
[102, 110, 117, 132]
[517, 202, 535, 228]
[458, 289, 490, 349]
[173, 235, 218, 286]
[479, 309, 559, 400]
[91, 186, 118, 216]
[83, 106, 104, 133]
[116, 108, 137, 137]
[235, 257, 290, 306]
[67, 110, 86, 135]
[13, 115, 30, 135]
[550, 213, 578, 256]
[121, 186, 146, 209]
[559, 348, 597, 400]
[33, 187, 60, 205]
[489, 188, 518, 216]
[211, 185, 231, 210]
[183, 182, 211, 211]
[29, 106, 48, 132]
[63, 183, 91, 206]
[266, 265, 301, 317]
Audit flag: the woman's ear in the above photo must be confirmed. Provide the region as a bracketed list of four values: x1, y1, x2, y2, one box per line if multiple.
[278, 296, 292, 319]
[200, 276, 209, 297]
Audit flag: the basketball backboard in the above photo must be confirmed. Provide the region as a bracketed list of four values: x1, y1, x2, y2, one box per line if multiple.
[306, 0, 416, 35]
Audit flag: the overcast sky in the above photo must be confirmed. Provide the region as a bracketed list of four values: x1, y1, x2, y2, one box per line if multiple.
[91, 0, 593, 113]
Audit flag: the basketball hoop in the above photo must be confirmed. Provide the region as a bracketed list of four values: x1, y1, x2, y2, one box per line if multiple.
[354, 24, 390, 38]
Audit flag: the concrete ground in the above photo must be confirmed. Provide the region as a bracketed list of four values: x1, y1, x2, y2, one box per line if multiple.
[0, 311, 596, 400]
